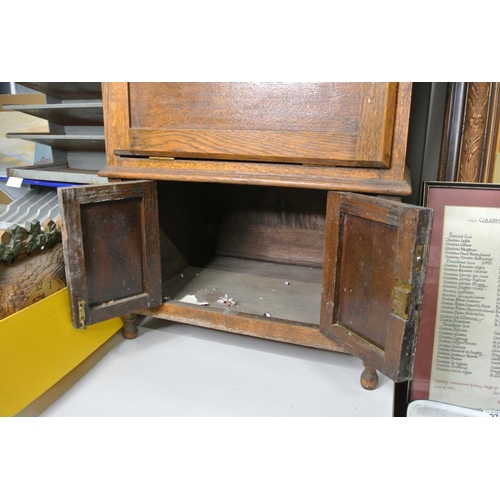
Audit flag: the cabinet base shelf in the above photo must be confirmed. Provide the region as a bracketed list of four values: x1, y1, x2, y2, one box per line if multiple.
[162, 256, 322, 325]
[142, 256, 345, 353]
[143, 302, 346, 353]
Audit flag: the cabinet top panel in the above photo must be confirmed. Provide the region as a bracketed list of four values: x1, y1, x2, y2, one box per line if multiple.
[129, 82, 362, 134]
[101, 82, 413, 192]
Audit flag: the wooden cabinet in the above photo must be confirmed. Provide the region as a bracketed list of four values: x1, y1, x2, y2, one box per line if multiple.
[101, 82, 413, 193]
[58, 82, 433, 390]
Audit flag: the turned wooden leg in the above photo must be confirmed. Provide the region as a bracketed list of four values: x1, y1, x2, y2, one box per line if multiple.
[121, 313, 139, 339]
[360, 362, 379, 390]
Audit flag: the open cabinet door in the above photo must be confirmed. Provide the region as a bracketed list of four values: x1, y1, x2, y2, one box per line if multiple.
[58, 181, 162, 329]
[320, 192, 433, 388]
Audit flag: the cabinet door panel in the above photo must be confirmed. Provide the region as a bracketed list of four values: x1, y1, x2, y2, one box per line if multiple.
[107, 82, 399, 168]
[58, 181, 162, 328]
[320, 192, 433, 382]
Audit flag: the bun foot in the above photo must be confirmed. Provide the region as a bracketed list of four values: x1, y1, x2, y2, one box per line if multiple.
[360, 363, 379, 390]
[121, 313, 138, 339]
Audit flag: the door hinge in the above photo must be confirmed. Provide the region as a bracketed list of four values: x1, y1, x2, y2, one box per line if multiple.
[77, 298, 87, 329]
[413, 244, 425, 273]
[391, 280, 412, 320]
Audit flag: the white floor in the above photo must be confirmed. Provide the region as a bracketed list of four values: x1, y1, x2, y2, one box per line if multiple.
[26, 316, 395, 417]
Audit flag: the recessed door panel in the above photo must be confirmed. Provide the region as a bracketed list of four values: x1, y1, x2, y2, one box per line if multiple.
[58, 181, 162, 328]
[321, 191, 433, 382]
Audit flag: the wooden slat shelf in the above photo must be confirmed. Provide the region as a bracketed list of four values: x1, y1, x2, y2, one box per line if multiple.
[2, 102, 103, 126]
[18, 82, 102, 100]
[6, 133, 105, 152]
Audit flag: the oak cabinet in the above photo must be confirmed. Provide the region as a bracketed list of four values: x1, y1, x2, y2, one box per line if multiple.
[58, 82, 432, 390]
[100, 82, 413, 193]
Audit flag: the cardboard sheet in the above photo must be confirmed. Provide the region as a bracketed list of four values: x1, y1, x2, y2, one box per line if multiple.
[0, 288, 123, 416]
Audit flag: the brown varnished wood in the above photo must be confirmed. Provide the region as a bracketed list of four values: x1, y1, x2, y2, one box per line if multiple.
[390, 82, 413, 177]
[143, 301, 347, 353]
[337, 212, 397, 349]
[81, 197, 144, 305]
[102, 82, 129, 168]
[155, 183, 327, 269]
[125, 128, 360, 166]
[99, 158, 413, 195]
[320, 192, 433, 382]
[360, 364, 379, 390]
[128, 82, 362, 133]
[121, 313, 139, 339]
[58, 181, 162, 328]
[103, 82, 412, 176]
[356, 82, 398, 166]
[161, 256, 323, 326]
[61, 82, 435, 389]
[123, 82, 388, 167]
[100, 82, 413, 193]
[211, 185, 326, 267]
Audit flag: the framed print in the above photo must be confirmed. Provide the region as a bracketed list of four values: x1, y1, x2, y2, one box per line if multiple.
[438, 83, 500, 184]
[438, 82, 467, 182]
[411, 181, 500, 410]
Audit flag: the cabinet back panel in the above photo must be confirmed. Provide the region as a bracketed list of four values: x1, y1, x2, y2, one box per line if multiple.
[156, 183, 327, 283]
[211, 185, 326, 267]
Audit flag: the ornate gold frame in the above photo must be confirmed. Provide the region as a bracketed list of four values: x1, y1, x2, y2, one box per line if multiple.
[439, 82, 500, 183]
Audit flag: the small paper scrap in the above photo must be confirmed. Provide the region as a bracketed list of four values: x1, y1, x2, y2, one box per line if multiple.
[6, 177, 23, 188]
[178, 294, 210, 306]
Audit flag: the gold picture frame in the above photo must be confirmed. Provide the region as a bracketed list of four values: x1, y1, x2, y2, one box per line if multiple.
[439, 82, 500, 183]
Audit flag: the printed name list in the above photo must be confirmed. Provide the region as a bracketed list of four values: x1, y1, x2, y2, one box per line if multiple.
[430, 205, 500, 410]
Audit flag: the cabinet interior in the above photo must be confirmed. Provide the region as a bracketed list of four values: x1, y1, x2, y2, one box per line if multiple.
[157, 182, 327, 325]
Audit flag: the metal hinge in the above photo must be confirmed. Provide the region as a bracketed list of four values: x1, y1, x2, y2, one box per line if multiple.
[413, 244, 425, 273]
[391, 280, 412, 320]
[149, 156, 175, 161]
[77, 298, 87, 329]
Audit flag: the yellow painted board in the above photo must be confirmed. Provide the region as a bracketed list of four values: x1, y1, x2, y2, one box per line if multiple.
[0, 288, 123, 417]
